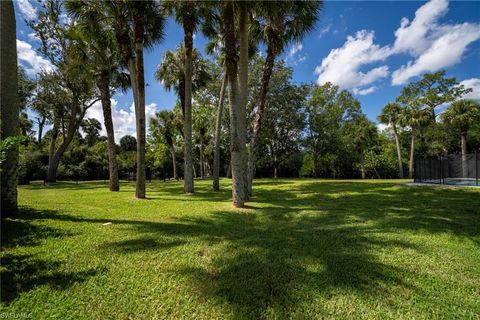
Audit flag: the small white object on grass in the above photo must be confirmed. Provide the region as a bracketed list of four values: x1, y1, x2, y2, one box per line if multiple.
[102, 222, 112, 226]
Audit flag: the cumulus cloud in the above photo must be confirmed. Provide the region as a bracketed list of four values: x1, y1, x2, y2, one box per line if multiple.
[313, 0, 480, 94]
[391, 0, 480, 84]
[86, 99, 158, 142]
[16, 0, 37, 20]
[315, 30, 390, 91]
[392, 23, 480, 85]
[392, 0, 449, 55]
[16, 39, 54, 76]
[458, 78, 480, 100]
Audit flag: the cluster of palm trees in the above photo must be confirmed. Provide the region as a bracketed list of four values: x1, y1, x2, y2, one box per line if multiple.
[69, 1, 323, 207]
[379, 71, 479, 179]
[2, 0, 323, 210]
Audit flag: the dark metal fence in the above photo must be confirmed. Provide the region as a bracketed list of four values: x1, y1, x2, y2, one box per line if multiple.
[414, 152, 479, 186]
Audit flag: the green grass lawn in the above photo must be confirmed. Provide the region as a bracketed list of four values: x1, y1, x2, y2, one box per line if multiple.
[1, 179, 479, 319]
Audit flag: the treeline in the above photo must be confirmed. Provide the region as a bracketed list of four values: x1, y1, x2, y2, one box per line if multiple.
[17, 59, 480, 185]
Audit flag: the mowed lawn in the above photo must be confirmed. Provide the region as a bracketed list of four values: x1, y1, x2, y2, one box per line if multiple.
[1, 179, 479, 319]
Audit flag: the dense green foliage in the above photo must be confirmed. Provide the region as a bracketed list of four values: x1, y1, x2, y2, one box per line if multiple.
[1, 179, 479, 318]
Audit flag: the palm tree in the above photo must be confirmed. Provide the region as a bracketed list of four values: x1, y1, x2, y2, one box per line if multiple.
[212, 70, 227, 190]
[399, 106, 429, 179]
[65, 3, 130, 192]
[220, 2, 247, 207]
[193, 103, 213, 179]
[0, 0, 19, 215]
[202, 13, 227, 191]
[441, 99, 480, 177]
[155, 45, 211, 118]
[162, 1, 204, 193]
[155, 44, 210, 186]
[246, 1, 322, 197]
[150, 110, 180, 180]
[96, 0, 164, 198]
[379, 102, 405, 178]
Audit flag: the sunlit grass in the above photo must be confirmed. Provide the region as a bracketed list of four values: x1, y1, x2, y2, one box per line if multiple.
[1, 179, 479, 319]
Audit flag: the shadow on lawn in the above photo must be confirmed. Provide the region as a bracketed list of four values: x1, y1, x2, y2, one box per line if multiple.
[1, 208, 99, 304]
[8, 180, 480, 317]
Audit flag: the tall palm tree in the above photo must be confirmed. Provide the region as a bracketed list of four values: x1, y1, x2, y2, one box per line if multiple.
[0, 0, 19, 215]
[155, 44, 210, 186]
[212, 70, 227, 190]
[202, 14, 227, 191]
[162, 1, 209, 194]
[379, 102, 405, 178]
[95, 0, 164, 198]
[221, 1, 248, 207]
[399, 106, 429, 179]
[65, 3, 130, 192]
[150, 110, 180, 180]
[441, 99, 480, 177]
[246, 1, 322, 196]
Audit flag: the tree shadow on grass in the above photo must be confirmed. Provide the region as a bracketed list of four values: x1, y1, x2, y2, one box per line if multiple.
[11, 180, 480, 317]
[0, 254, 101, 304]
[1, 208, 72, 249]
[1, 207, 100, 305]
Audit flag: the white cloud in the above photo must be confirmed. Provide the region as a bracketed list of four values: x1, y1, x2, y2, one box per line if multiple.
[86, 99, 158, 143]
[318, 24, 331, 39]
[16, 39, 54, 76]
[315, 30, 390, 92]
[458, 78, 480, 100]
[16, 0, 37, 20]
[313, 0, 480, 93]
[376, 123, 389, 132]
[286, 42, 307, 66]
[353, 86, 377, 96]
[391, 23, 480, 85]
[392, 0, 449, 55]
[288, 42, 303, 57]
[391, 0, 480, 85]
[27, 32, 40, 42]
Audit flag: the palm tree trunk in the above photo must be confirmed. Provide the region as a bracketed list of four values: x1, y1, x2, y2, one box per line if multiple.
[98, 72, 119, 191]
[182, 11, 194, 194]
[213, 71, 227, 191]
[224, 2, 246, 207]
[273, 153, 278, 179]
[409, 130, 415, 179]
[199, 134, 204, 178]
[247, 44, 276, 197]
[393, 124, 404, 178]
[0, 0, 19, 216]
[461, 133, 468, 178]
[238, 4, 249, 200]
[133, 13, 146, 199]
[171, 144, 177, 180]
[360, 152, 365, 179]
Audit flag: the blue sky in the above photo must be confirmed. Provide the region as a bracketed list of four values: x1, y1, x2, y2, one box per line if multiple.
[15, 0, 480, 139]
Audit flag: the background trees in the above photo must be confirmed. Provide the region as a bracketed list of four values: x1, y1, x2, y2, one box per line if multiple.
[247, 1, 322, 196]
[441, 99, 480, 177]
[378, 103, 405, 178]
